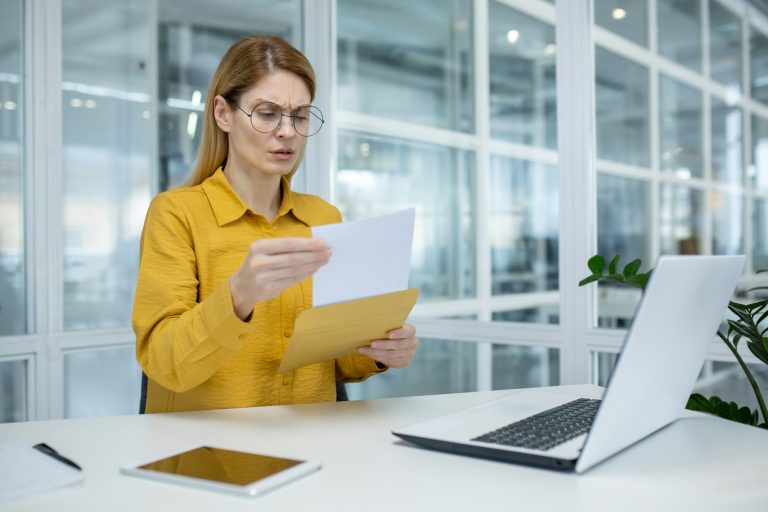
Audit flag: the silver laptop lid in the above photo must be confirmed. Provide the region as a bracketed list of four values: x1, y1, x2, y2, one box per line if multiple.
[576, 255, 745, 473]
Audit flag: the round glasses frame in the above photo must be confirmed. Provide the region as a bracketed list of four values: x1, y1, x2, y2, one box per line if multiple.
[230, 100, 325, 137]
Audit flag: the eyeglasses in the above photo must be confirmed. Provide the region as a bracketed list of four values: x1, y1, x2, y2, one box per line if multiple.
[231, 100, 324, 137]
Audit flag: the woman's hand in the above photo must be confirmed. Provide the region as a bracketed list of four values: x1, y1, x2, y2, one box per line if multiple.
[358, 324, 418, 369]
[229, 237, 331, 321]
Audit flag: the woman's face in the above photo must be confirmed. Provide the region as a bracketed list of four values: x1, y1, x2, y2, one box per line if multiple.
[216, 69, 312, 179]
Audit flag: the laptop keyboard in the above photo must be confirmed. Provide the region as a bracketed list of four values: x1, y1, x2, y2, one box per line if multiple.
[472, 398, 601, 452]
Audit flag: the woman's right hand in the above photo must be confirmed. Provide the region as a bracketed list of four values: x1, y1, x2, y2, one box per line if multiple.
[229, 237, 331, 321]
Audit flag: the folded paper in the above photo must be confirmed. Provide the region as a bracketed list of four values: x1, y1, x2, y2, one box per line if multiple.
[278, 288, 419, 373]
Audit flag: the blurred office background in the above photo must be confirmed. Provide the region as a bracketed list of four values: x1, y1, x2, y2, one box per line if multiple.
[1, 0, 768, 422]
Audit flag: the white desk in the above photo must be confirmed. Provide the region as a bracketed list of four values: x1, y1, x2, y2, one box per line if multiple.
[1, 384, 766, 512]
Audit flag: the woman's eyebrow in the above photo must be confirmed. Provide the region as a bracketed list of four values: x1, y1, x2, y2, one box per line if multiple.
[250, 98, 311, 110]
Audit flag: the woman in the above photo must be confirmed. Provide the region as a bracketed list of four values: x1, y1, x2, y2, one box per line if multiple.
[132, 35, 418, 414]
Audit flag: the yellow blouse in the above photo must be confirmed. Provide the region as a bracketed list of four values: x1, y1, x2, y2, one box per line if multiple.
[132, 168, 383, 413]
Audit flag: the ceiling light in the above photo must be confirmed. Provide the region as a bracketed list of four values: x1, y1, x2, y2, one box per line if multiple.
[612, 8, 627, 20]
[507, 30, 520, 44]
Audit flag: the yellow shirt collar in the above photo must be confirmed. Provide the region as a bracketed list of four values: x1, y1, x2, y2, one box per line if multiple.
[201, 167, 310, 226]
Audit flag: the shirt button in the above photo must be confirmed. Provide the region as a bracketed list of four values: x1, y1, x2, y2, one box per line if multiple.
[282, 377, 290, 385]
[284, 329, 292, 338]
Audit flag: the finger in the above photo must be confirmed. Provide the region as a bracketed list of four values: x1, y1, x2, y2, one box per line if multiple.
[261, 260, 328, 283]
[251, 237, 330, 255]
[368, 337, 418, 351]
[263, 250, 331, 271]
[247, 249, 330, 276]
[360, 350, 415, 369]
[386, 324, 416, 339]
[358, 345, 416, 361]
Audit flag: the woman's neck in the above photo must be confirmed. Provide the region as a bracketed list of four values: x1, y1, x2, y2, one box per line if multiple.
[222, 162, 283, 222]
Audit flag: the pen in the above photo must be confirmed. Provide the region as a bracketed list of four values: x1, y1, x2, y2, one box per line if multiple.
[33, 443, 82, 471]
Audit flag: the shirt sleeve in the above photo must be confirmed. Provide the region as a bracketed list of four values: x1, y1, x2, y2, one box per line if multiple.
[335, 355, 387, 383]
[132, 193, 258, 393]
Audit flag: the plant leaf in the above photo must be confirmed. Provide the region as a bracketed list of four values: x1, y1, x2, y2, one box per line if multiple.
[728, 320, 756, 341]
[605, 273, 625, 282]
[608, 255, 620, 275]
[747, 341, 768, 366]
[578, 274, 601, 287]
[587, 255, 605, 274]
[756, 309, 768, 328]
[625, 273, 649, 289]
[729, 301, 748, 311]
[623, 259, 642, 277]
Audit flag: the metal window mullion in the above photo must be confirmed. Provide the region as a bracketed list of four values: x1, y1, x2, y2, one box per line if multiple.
[742, 3, 755, 273]
[649, 14, 661, 262]
[474, 0, 492, 391]
[555, 0, 596, 385]
[703, 0, 710, 81]
[45, 0, 63, 420]
[304, 0, 334, 202]
[147, 0, 160, 198]
[26, 0, 63, 421]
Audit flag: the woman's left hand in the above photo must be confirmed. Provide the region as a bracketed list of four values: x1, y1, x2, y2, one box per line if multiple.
[358, 324, 418, 369]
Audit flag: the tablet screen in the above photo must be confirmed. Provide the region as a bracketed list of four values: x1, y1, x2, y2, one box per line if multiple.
[137, 446, 304, 487]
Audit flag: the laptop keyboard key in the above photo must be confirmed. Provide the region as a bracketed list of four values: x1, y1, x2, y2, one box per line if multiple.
[472, 398, 600, 451]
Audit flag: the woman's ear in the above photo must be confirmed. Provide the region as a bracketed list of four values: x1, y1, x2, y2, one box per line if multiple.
[213, 95, 233, 133]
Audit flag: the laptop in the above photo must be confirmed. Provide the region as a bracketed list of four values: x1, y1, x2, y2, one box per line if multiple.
[393, 255, 745, 473]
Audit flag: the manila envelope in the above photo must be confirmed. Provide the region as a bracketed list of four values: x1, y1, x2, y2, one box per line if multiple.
[278, 288, 419, 373]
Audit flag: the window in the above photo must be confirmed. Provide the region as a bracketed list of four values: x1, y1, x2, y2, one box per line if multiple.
[0, 0, 24, 336]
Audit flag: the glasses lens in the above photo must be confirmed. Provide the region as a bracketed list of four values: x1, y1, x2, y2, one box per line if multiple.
[250, 102, 281, 133]
[294, 106, 324, 137]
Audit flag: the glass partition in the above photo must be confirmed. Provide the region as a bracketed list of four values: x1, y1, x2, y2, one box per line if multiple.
[489, 2, 556, 148]
[659, 75, 703, 178]
[64, 347, 141, 418]
[753, 115, 768, 192]
[0, 359, 27, 422]
[711, 97, 742, 184]
[596, 174, 650, 327]
[754, 198, 768, 270]
[712, 191, 743, 255]
[346, 338, 477, 400]
[0, 0, 25, 335]
[337, 0, 474, 132]
[709, 0, 742, 92]
[490, 156, 558, 300]
[157, 0, 302, 190]
[336, 131, 476, 301]
[659, 183, 703, 255]
[594, 0, 648, 47]
[750, 28, 768, 106]
[595, 48, 649, 167]
[61, 0, 153, 329]
[658, 0, 702, 72]
[492, 345, 559, 389]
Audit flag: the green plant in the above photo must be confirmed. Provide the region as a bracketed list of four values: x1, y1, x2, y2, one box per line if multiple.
[579, 254, 768, 429]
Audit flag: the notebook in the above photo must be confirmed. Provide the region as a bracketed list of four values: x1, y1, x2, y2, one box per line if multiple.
[393, 255, 745, 473]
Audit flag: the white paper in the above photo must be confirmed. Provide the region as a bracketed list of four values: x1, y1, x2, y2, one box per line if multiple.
[312, 208, 415, 306]
[0, 444, 84, 504]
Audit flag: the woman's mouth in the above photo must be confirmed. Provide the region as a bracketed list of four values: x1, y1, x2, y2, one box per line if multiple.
[270, 149, 294, 161]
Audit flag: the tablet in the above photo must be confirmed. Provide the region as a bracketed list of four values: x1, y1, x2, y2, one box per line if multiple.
[120, 446, 321, 497]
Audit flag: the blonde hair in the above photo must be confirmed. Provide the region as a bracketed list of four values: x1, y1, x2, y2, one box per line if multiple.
[185, 35, 316, 187]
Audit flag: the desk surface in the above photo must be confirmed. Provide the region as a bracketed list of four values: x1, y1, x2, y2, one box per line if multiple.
[1, 384, 766, 512]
